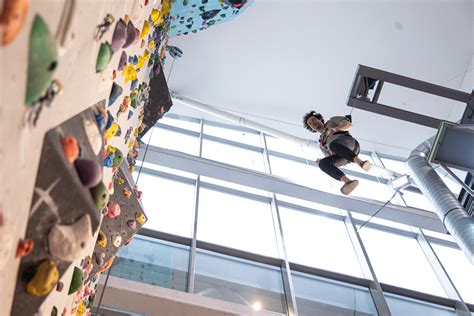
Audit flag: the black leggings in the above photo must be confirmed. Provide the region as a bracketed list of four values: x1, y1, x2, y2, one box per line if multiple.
[319, 140, 360, 180]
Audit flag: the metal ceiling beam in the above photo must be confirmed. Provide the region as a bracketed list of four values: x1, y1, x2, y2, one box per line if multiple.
[347, 65, 472, 129]
[139, 146, 446, 233]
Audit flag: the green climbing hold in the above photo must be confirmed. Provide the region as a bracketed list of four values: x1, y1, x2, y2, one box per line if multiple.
[90, 181, 109, 210]
[26, 15, 58, 106]
[112, 148, 123, 167]
[51, 306, 58, 316]
[96, 42, 113, 73]
[68, 266, 84, 295]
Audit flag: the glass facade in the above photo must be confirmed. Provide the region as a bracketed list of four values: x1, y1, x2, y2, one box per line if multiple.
[292, 271, 378, 316]
[194, 250, 287, 314]
[385, 293, 457, 316]
[112, 236, 190, 291]
[110, 114, 473, 315]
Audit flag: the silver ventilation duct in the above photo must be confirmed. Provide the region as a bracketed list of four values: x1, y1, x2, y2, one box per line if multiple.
[406, 138, 474, 264]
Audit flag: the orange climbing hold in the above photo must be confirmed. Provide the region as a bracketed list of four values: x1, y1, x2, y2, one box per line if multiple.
[61, 136, 79, 163]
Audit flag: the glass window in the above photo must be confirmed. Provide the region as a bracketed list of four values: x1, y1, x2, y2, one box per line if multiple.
[200, 176, 271, 197]
[194, 249, 286, 314]
[201, 139, 266, 172]
[292, 271, 377, 316]
[112, 236, 190, 291]
[351, 212, 413, 232]
[276, 194, 345, 216]
[280, 207, 363, 277]
[134, 160, 198, 180]
[421, 230, 455, 243]
[138, 174, 195, 238]
[265, 136, 319, 161]
[197, 188, 279, 257]
[269, 155, 337, 193]
[380, 157, 407, 175]
[431, 244, 474, 304]
[400, 189, 434, 211]
[359, 228, 446, 296]
[146, 127, 199, 155]
[159, 116, 201, 132]
[348, 176, 395, 202]
[203, 123, 262, 147]
[385, 293, 456, 316]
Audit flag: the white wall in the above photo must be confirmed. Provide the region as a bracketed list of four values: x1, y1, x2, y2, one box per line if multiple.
[165, 0, 473, 157]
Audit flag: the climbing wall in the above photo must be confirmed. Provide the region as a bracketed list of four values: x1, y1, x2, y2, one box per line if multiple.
[0, 0, 173, 315]
[168, 0, 254, 37]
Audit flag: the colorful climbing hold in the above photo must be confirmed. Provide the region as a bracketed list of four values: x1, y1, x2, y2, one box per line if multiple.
[98, 256, 115, 273]
[135, 212, 146, 225]
[95, 42, 113, 73]
[94, 252, 105, 266]
[56, 281, 64, 292]
[148, 40, 155, 49]
[124, 236, 133, 246]
[130, 79, 138, 90]
[74, 159, 102, 188]
[143, 49, 151, 60]
[123, 188, 132, 198]
[111, 234, 122, 247]
[106, 202, 121, 218]
[118, 51, 127, 71]
[111, 18, 126, 52]
[112, 148, 123, 167]
[16, 239, 34, 258]
[140, 20, 150, 39]
[122, 63, 137, 84]
[61, 136, 79, 163]
[97, 230, 107, 248]
[123, 21, 136, 48]
[26, 15, 58, 106]
[150, 9, 161, 25]
[48, 214, 92, 262]
[127, 219, 137, 230]
[26, 259, 59, 296]
[90, 181, 109, 210]
[68, 266, 84, 294]
[108, 82, 123, 106]
[136, 56, 145, 69]
[0, 0, 29, 45]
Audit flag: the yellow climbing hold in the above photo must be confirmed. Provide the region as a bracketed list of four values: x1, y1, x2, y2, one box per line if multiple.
[26, 259, 59, 296]
[148, 40, 154, 50]
[105, 122, 120, 140]
[121, 63, 137, 83]
[161, 0, 171, 16]
[150, 9, 161, 25]
[140, 20, 150, 39]
[136, 55, 145, 69]
[143, 49, 150, 60]
[76, 301, 87, 316]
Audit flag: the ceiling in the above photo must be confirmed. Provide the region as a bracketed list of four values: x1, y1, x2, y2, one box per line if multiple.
[165, 0, 473, 158]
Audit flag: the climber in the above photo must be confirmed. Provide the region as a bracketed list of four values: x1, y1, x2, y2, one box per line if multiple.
[303, 111, 372, 195]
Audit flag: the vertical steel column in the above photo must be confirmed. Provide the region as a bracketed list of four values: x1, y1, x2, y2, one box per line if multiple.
[186, 118, 204, 293]
[344, 212, 392, 315]
[415, 229, 470, 315]
[262, 134, 298, 316]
